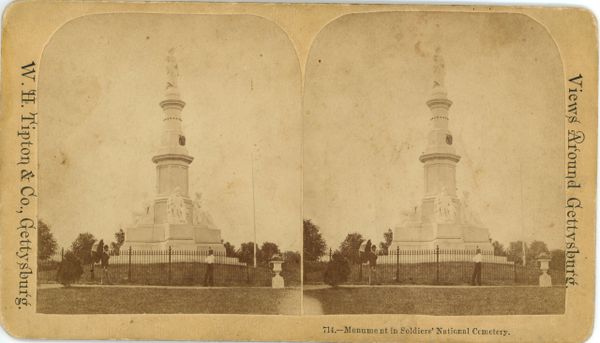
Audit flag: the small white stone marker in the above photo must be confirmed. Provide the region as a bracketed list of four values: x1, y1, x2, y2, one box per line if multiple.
[271, 255, 284, 289]
[537, 253, 552, 287]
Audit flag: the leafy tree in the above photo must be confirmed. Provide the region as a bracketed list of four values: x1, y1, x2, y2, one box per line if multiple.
[506, 240, 526, 264]
[492, 240, 506, 256]
[238, 242, 257, 266]
[379, 228, 393, 255]
[70, 232, 96, 265]
[92, 239, 105, 264]
[339, 232, 364, 264]
[57, 251, 83, 286]
[223, 241, 238, 258]
[110, 228, 125, 255]
[37, 220, 58, 261]
[506, 240, 550, 266]
[259, 242, 280, 263]
[283, 251, 301, 264]
[324, 251, 351, 287]
[549, 249, 565, 272]
[527, 240, 550, 264]
[303, 219, 327, 262]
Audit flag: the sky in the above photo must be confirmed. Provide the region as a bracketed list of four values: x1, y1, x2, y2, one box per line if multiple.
[303, 12, 565, 251]
[38, 11, 566, 254]
[38, 14, 302, 252]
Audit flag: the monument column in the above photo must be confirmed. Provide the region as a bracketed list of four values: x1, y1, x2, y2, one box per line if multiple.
[152, 49, 194, 198]
[419, 48, 461, 197]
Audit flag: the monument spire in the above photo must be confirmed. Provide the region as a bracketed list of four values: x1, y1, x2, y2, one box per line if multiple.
[153, 48, 193, 197]
[419, 47, 460, 197]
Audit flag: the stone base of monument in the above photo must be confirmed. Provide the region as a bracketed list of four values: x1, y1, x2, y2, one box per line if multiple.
[122, 222, 227, 254]
[539, 272, 552, 287]
[391, 221, 495, 254]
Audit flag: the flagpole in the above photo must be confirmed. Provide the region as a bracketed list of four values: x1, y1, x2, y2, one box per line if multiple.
[519, 161, 526, 266]
[252, 153, 257, 268]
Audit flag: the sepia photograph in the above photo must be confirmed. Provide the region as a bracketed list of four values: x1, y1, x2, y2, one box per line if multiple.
[36, 13, 302, 315]
[303, 12, 566, 315]
[0, 2, 596, 342]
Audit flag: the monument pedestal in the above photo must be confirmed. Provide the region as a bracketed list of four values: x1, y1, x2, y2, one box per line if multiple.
[391, 201, 494, 253]
[123, 223, 225, 252]
[272, 275, 284, 289]
[539, 273, 552, 287]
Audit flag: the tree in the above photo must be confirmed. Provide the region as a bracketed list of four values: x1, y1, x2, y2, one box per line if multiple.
[37, 220, 58, 261]
[238, 242, 257, 266]
[527, 240, 550, 266]
[303, 219, 327, 262]
[56, 251, 83, 286]
[506, 240, 526, 264]
[222, 241, 238, 258]
[506, 240, 550, 266]
[70, 232, 96, 265]
[92, 239, 105, 264]
[549, 249, 565, 273]
[339, 232, 364, 264]
[379, 228, 393, 255]
[324, 251, 351, 287]
[259, 242, 280, 263]
[283, 251, 301, 264]
[110, 228, 125, 255]
[492, 240, 506, 256]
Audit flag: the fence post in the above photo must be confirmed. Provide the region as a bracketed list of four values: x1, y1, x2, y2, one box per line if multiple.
[395, 246, 400, 282]
[61, 247, 64, 261]
[435, 245, 440, 284]
[329, 248, 332, 261]
[128, 246, 132, 282]
[513, 261, 517, 284]
[168, 246, 172, 285]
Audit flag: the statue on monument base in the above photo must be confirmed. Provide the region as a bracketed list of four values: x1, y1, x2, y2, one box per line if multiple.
[192, 192, 216, 228]
[167, 187, 187, 224]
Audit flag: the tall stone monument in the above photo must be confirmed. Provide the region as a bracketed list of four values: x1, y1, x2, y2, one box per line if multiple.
[390, 48, 493, 252]
[121, 49, 225, 253]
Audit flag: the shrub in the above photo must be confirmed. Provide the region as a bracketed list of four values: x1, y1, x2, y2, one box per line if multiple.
[324, 252, 351, 287]
[56, 251, 83, 286]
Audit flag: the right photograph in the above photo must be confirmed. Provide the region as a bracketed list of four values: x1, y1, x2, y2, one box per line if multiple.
[302, 12, 566, 315]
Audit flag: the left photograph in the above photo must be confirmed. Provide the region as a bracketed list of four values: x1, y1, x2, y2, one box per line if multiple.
[36, 13, 302, 315]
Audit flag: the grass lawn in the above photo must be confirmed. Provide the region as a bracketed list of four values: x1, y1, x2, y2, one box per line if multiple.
[37, 286, 300, 315]
[304, 286, 565, 315]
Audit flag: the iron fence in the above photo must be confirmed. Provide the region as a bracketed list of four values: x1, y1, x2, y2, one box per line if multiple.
[305, 246, 564, 286]
[38, 247, 276, 287]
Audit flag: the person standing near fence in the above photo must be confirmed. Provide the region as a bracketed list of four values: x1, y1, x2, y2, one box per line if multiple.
[100, 244, 111, 285]
[471, 248, 482, 286]
[368, 245, 378, 285]
[204, 247, 215, 286]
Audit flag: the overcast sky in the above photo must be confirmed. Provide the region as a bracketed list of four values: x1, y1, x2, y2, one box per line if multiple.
[38, 11, 565, 254]
[303, 12, 564, 250]
[39, 14, 302, 252]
